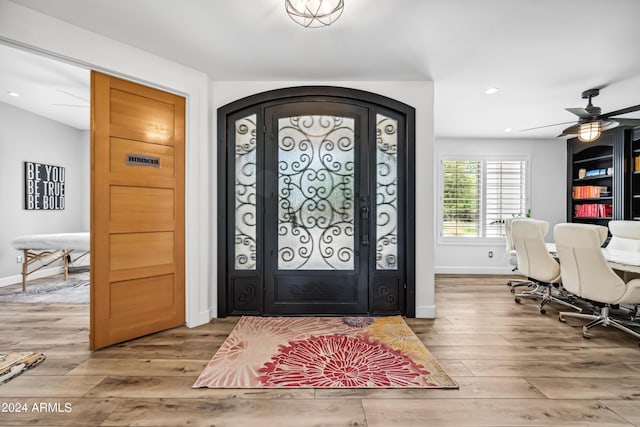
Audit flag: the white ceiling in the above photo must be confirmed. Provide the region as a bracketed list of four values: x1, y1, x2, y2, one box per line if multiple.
[2, 0, 640, 137]
[0, 43, 90, 130]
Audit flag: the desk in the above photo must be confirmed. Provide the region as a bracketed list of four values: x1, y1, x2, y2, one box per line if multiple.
[546, 243, 640, 274]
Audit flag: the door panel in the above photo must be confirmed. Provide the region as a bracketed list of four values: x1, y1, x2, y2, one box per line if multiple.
[264, 103, 369, 314]
[110, 138, 175, 180]
[109, 232, 175, 270]
[109, 186, 175, 232]
[109, 88, 175, 145]
[91, 71, 185, 349]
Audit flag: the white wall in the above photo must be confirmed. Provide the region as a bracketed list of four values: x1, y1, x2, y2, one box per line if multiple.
[212, 81, 437, 317]
[0, 102, 89, 283]
[0, 0, 210, 327]
[434, 137, 567, 274]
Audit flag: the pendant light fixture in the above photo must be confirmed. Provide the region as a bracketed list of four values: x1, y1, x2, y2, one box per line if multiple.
[285, 0, 344, 28]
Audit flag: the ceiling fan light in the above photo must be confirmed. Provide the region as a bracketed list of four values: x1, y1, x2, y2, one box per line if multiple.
[577, 121, 601, 143]
[285, 0, 344, 28]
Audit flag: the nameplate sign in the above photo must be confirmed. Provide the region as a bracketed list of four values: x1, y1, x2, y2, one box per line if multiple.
[126, 154, 160, 168]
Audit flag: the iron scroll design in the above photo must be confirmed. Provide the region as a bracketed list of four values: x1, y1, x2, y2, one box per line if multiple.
[234, 114, 257, 270]
[376, 114, 398, 270]
[278, 115, 355, 270]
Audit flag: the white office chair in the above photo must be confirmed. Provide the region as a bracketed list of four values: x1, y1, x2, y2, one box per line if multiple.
[554, 223, 640, 344]
[607, 220, 640, 251]
[607, 220, 640, 283]
[505, 217, 534, 292]
[511, 219, 581, 314]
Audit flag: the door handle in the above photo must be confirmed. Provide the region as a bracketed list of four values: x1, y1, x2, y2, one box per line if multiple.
[361, 206, 370, 246]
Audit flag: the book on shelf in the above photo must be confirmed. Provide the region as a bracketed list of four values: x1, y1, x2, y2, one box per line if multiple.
[635, 156, 640, 172]
[574, 203, 612, 218]
[572, 185, 609, 199]
[577, 168, 613, 179]
[584, 168, 608, 177]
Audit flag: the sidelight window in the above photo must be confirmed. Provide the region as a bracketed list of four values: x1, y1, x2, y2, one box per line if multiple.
[234, 114, 257, 270]
[375, 114, 398, 270]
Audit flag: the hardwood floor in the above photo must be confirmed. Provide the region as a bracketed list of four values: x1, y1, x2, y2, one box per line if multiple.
[1, 274, 639, 426]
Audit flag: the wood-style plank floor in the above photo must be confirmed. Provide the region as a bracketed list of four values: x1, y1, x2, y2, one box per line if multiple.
[1, 274, 639, 426]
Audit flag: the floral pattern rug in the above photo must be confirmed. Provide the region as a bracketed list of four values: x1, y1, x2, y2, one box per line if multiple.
[193, 316, 458, 388]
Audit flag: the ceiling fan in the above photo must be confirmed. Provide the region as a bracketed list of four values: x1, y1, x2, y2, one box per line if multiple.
[524, 88, 640, 142]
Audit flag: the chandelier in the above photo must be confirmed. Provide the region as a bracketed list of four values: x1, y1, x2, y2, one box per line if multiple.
[285, 0, 344, 28]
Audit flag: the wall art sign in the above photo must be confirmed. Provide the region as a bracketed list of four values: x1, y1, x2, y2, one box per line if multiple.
[24, 161, 66, 210]
[126, 153, 160, 167]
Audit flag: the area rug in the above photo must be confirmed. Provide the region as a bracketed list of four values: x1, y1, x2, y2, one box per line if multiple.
[0, 272, 89, 304]
[0, 352, 46, 385]
[193, 316, 458, 389]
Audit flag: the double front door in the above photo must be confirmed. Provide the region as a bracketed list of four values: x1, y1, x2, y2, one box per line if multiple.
[221, 89, 414, 316]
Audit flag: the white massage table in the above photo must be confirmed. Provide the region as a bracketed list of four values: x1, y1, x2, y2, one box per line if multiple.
[11, 232, 90, 292]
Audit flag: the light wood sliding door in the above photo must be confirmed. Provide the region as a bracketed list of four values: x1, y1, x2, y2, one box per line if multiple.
[91, 71, 185, 350]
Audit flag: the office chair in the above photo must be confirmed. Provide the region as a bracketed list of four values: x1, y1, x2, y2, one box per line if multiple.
[505, 217, 534, 292]
[511, 219, 581, 314]
[554, 223, 640, 344]
[607, 220, 640, 251]
[607, 219, 640, 284]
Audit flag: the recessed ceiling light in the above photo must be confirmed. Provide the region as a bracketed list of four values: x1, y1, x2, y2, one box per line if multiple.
[504, 127, 513, 133]
[484, 87, 499, 95]
[8, 91, 20, 97]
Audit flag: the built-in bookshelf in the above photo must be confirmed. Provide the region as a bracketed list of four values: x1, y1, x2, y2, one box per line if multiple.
[569, 142, 614, 223]
[567, 126, 640, 227]
[630, 132, 640, 220]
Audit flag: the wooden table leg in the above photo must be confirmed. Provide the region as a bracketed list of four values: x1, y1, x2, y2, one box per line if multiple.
[22, 249, 28, 292]
[64, 251, 69, 281]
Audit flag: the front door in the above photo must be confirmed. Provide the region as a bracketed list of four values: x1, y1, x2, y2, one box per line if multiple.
[264, 103, 369, 314]
[220, 87, 414, 316]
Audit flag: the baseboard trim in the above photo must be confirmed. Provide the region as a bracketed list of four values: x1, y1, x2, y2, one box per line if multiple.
[415, 304, 436, 319]
[435, 266, 514, 275]
[0, 266, 64, 288]
[187, 309, 212, 328]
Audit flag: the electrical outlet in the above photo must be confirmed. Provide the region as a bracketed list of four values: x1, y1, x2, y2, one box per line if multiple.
[488, 251, 493, 259]
[16, 255, 23, 263]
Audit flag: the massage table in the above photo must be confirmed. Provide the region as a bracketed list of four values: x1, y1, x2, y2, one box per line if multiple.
[11, 232, 90, 292]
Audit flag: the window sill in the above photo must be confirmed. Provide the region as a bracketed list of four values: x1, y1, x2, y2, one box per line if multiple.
[437, 237, 505, 246]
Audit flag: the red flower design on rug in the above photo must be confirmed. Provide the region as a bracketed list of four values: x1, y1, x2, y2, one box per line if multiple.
[257, 334, 430, 387]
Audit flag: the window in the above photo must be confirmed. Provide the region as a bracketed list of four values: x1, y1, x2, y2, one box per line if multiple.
[440, 157, 527, 240]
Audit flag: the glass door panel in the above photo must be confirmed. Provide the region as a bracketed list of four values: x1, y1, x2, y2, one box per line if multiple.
[277, 115, 355, 270]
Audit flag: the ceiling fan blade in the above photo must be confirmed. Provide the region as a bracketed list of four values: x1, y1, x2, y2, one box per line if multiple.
[520, 121, 576, 132]
[565, 107, 593, 119]
[52, 103, 89, 108]
[613, 118, 640, 127]
[557, 124, 581, 137]
[600, 104, 640, 118]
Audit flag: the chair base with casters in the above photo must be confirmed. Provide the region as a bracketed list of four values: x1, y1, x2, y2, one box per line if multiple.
[514, 280, 582, 314]
[559, 305, 640, 345]
[507, 266, 535, 293]
[507, 276, 534, 293]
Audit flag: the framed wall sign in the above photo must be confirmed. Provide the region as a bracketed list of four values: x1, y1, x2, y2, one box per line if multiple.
[24, 161, 66, 210]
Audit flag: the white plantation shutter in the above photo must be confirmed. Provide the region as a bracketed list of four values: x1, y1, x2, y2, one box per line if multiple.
[442, 160, 481, 237]
[485, 160, 527, 237]
[441, 158, 527, 239]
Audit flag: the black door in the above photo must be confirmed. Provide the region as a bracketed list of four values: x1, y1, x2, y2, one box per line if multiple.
[219, 87, 414, 317]
[263, 102, 369, 314]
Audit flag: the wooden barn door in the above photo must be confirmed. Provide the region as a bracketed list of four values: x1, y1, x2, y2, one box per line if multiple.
[91, 71, 185, 350]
